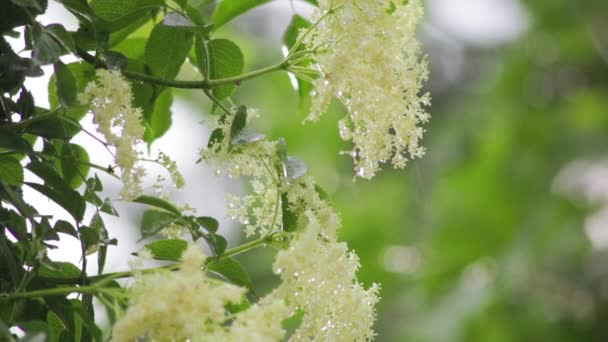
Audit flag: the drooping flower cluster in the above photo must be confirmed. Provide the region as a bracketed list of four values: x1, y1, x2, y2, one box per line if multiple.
[79, 69, 145, 200]
[303, 0, 431, 179]
[265, 177, 379, 341]
[112, 244, 290, 341]
[200, 110, 379, 340]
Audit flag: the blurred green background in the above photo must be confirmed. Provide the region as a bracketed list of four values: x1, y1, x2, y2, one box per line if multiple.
[191, 0, 608, 340]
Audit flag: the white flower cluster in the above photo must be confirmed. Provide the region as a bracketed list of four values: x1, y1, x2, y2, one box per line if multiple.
[112, 244, 290, 341]
[304, 0, 431, 179]
[200, 110, 282, 237]
[200, 112, 379, 340]
[266, 177, 379, 341]
[79, 69, 145, 200]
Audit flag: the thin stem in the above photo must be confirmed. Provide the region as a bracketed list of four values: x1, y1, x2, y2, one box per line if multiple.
[203, 88, 232, 116]
[77, 49, 288, 90]
[0, 284, 107, 300]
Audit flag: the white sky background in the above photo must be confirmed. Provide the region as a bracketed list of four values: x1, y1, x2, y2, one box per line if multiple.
[5, 0, 534, 276]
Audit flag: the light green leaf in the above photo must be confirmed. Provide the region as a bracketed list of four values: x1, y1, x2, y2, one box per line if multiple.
[211, 0, 271, 31]
[197, 38, 244, 100]
[142, 239, 188, 261]
[143, 88, 173, 143]
[0, 155, 24, 186]
[145, 24, 194, 80]
[55, 142, 90, 189]
[133, 195, 181, 215]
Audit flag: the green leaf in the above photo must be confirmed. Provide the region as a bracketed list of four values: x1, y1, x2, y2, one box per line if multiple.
[143, 88, 173, 143]
[211, 0, 271, 31]
[53, 62, 77, 108]
[203, 233, 227, 256]
[54, 142, 90, 189]
[142, 239, 188, 261]
[47, 310, 65, 342]
[196, 216, 219, 233]
[0, 127, 32, 154]
[144, 24, 194, 80]
[229, 105, 247, 139]
[281, 193, 298, 232]
[48, 62, 95, 122]
[32, 29, 64, 65]
[207, 128, 224, 148]
[140, 209, 179, 239]
[203, 39, 244, 100]
[207, 257, 255, 294]
[284, 15, 313, 103]
[38, 261, 81, 279]
[133, 195, 181, 215]
[0, 155, 24, 186]
[26, 161, 85, 221]
[90, 0, 163, 26]
[24, 114, 80, 139]
[79, 226, 99, 255]
[54, 220, 78, 237]
[45, 24, 76, 54]
[10, 0, 43, 11]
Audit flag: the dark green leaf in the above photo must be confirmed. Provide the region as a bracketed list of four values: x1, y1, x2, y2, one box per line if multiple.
[281, 193, 298, 232]
[203, 233, 226, 256]
[53, 62, 77, 108]
[100, 198, 118, 216]
[16, 88, 35, 118]
[144, 24, 194, 80]
[0, 127, 32, 154]
[24, 114, 80, 139]
[79, 226, 99, 255]
[0, 155, 24, 186]
[133, 195, 181, 215]
[142, 239, 188, 261]
[54, 220, 78, 237]
[10, 0, 43, 11]
[24, 182, 85, 222]
[207, 128, 224, 148]
[32, 29, 64, 65]
[45, 24, 76, 53]
[229, 105, 247, 138]
[211, 0, 271, 31]
[207, 257, 255, 293]
[196, 216, 219, 233]
[140, 209, 179, 239]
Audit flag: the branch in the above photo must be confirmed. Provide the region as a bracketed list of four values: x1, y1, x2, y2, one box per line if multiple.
[76, 49, 289, 90]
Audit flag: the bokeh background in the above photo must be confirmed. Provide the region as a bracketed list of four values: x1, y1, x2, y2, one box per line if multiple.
[19, 0, 608, 341]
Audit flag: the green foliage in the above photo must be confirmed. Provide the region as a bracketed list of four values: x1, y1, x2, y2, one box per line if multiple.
[211, 0, 272, 31]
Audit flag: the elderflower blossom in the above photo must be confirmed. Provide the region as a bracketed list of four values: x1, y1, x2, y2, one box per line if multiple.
[111, 244, 246, 341]
[79, 69, 145, 199]
[266, 177, 379, 341]
[200, 110, 379, 340]
[199, 110, 282, 237]
[303, 0, 431, 179]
